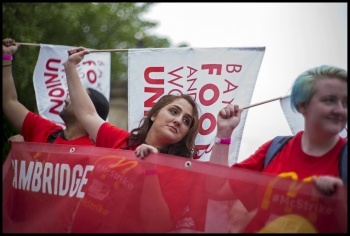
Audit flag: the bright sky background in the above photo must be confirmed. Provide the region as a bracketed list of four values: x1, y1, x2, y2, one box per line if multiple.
[144, 3, 347, 162]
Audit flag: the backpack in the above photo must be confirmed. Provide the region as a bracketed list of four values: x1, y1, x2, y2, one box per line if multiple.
[264, 136, 348, 186]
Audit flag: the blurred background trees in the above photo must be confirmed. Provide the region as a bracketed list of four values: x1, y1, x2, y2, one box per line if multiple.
[2, 2, 188, 161]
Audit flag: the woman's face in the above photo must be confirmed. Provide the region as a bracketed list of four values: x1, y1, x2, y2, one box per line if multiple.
[301, 77, 347, 136]
[149, 98, 194, 145]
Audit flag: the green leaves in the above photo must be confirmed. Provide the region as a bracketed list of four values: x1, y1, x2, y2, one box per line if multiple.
[2, 3, 172, 161]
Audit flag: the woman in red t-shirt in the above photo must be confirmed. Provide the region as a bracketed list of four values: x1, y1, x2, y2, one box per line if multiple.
[207, 65, 347, 233]
[64, 47, 201, 232]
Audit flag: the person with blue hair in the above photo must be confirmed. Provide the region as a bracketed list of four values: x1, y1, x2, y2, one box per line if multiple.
[207, 65, 347, 232]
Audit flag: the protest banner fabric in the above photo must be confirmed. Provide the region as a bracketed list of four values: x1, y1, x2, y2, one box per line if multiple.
[128, 47, 265, 164]
[3, 142, 347, 233]
[33, 44, 111, 127]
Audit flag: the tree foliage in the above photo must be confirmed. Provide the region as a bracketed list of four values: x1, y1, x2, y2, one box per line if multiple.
[2, 2, 176, 160]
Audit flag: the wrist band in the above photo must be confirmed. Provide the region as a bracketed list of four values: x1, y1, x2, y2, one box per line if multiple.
[215, 137, 231, 145]
[144, 169, 157, 176]
[3, 64, 12, 67]
[3, 55, 13, 61]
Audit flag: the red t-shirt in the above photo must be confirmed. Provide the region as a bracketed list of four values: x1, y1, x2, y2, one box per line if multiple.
[230, 131, 347, 233]
[116, 165, 195, 232]
[21, 112, 94, 146]
[94, 122, 196, 232]
[233, 131, 344, 179]
[69, 155, 195, 233]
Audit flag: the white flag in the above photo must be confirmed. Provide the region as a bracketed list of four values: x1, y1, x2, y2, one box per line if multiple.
[33, 44, 111, 127]
[128, 47, 265, 164]
[280, 95, 347, 138]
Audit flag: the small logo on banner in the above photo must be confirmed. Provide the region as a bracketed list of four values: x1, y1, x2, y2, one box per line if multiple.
[87, 179, 111, 200]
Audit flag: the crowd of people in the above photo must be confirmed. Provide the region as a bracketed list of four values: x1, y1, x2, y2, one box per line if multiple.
[3, 37, 347, 233]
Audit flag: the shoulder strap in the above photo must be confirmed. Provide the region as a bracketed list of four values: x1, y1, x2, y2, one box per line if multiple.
[47, 130, 64, 143]
[339, 141, 347, 186]
[264, 136, 347, 186]
[264, 136, 293, 168]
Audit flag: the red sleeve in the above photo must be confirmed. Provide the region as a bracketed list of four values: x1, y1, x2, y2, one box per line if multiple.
[22, 111, 61, 142]
[96, 122, 130, 149]
[233, 139, 273, 171]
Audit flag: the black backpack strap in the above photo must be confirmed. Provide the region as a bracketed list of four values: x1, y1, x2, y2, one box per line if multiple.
[264, 136, 347, 186]
[264, 136, 293, 168]
[339, 141, 347, 186]
[47, 130, 64, 143]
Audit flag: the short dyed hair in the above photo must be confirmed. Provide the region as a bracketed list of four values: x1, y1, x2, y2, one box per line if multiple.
[86, 88, 109, 120]
[290, 65, 347, 113]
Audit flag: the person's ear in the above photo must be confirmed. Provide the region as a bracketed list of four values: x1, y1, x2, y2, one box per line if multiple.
[298, 102, 307, 115]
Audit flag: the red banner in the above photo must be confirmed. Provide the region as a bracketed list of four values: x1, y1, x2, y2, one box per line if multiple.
[2, 142, 347, 233]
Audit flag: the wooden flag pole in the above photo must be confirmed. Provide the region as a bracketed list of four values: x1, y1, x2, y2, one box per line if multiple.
[18, 42, 40, 46]
[15, 42, 287, 112]
[89, 49, 129, 53]
[241, 97, 283, 110]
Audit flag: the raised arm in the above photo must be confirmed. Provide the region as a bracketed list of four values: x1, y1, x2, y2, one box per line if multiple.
[206, 104, 243, 200]
[63, 47, 104, 142]
[2, 38, 29, 132]
[210, 104, 242, 165]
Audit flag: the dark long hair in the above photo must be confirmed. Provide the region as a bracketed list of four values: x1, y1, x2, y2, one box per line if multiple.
[123, 94, 200, 158]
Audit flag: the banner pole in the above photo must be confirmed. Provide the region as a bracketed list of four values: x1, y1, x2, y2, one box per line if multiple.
[18, 42, 40, 46]
[242, 97, 283, 110]
[89, 49, 129, 53]
[15, 41, 287, 111]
